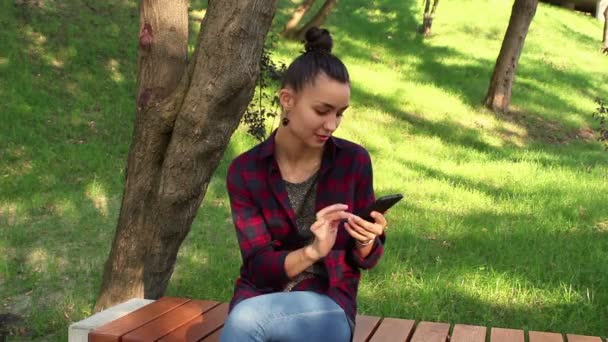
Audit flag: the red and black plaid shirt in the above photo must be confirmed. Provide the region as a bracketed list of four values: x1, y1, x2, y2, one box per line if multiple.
[226, 132, 385, 324]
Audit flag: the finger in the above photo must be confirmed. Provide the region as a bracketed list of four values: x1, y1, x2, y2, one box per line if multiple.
[322, 210, 351, 223]
[316, 204, 348, 220]
[371, 211, 388, 230]
[349, 215, 383, 235]
[345, 223, 374, 242]
[345, 223, 376, 241]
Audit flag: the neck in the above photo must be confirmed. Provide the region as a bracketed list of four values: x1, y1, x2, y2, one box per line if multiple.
[274, 126, 323, 166]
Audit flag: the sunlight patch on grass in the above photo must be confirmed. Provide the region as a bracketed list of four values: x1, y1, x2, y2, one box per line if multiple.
[85, 181, 109, 217]
[23, 26, 47, 45]
[48, 57, 64, 68]
[401, 82, 472, 116]
[189, 9, 206, 21]
[105, 58, 124, 83]
[52, 198, 78, 220]
[1, 145, 33, 178]
[26, 248, 49, 272]
[595, 219, 608, 232]
[0, 202, 21, 226]
[349, 65, 401, 91]
[365, 8, 398, 24]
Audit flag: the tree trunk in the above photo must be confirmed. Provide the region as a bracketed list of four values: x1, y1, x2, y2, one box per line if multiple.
[292, 0, 337, 41]
[283, 0, 316, 39]
[431, 0, 439, 15]
[420, 0, 431, 35]
[420, 0, 439, 36]
[95, 0, 277, 312]
[603, 5, 608, 53]
[483, 0, 538, 113]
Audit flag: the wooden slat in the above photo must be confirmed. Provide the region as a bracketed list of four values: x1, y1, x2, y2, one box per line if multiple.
[451, 324, 487, 342]
[201, 328, 222, 342]
[353, 315, 382, 342]
[159, 303, 229, 342]
[529, 331, 564, 342]
[89, 297, 191, 342]
[121, 300, 219, 342]
[368, 317, 415, 342]
[566, 335, 603, 342]
[410, 321, 450, 342]
[491, 327, 525, 342]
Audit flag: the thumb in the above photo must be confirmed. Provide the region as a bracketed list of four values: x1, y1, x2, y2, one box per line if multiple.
[310, 219, 325, 233]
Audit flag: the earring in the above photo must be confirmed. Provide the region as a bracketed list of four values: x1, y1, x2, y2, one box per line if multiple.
[281, 117, 290, 126]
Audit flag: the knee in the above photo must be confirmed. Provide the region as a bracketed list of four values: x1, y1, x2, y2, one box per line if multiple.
[221, 302, 264, 341]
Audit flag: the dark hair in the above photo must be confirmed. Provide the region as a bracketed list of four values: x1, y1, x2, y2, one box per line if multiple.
[281, 27, 350, 91]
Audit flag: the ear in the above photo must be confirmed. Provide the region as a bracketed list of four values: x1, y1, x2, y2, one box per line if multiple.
[278, 87, 296, 112]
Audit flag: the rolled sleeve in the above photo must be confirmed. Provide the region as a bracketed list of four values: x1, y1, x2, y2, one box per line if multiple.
[227, 161, 289, 288]
[349, 149, 385, 270]
[351, 235, 385, 269]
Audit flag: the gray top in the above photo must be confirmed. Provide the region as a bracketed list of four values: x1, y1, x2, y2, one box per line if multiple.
[283, 171, 328, 289]
[283, 172, 355, 333]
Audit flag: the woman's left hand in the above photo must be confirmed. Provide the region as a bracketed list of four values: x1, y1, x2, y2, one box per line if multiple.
[344, 211, 387, 245]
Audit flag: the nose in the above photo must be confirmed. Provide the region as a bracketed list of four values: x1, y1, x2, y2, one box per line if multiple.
[323, 113, 338, 132]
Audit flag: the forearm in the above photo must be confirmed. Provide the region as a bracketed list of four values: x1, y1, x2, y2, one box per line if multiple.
[354, 240, 374, 259]
[284, 245, 319, 278]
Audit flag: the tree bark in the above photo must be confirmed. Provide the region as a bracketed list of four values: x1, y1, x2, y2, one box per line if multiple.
[484, 0, 538, 113]
[602, 5, 608, 53]
[431, 0, 439, 15]
[95, 0, 277, 312]
[291, 0, 337, 41]
[283, 0, 316, 39]
[420, 0, 431, 35]
[420, 0, 439, 36]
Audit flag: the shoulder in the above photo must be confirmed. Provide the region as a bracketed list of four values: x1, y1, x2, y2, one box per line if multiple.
[333, 136, 372, 164]
[228, 144, 263, 173]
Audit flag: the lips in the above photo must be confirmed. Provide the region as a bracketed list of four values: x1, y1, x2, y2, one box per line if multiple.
[315, 134, 329, 141]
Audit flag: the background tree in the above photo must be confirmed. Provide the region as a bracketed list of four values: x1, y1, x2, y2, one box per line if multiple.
[282, 0, 316, 38]
[419, 0, 439, 36]
[94, 0, 277, 311]
[602, 6, 608, 54]
[283, 0, 337, 40]
[484, 0, 538, 112]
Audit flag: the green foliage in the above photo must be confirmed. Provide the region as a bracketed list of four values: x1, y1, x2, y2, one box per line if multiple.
[242, 34, 286, 142]
[592, 98, 608, 148]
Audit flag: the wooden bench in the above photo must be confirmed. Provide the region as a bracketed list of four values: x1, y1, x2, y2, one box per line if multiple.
[84, 297, 605, 342]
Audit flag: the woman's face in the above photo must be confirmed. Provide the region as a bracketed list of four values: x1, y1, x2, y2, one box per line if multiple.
[280, 72, 351, 148]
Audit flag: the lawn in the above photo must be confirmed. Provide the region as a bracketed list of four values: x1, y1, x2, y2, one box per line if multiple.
[1, 0, 607, 340]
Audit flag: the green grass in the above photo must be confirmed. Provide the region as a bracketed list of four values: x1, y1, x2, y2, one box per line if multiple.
[1, 0, 608, 339]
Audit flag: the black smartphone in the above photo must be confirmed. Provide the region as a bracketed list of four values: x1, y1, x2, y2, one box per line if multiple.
[357, 193, 403, 222]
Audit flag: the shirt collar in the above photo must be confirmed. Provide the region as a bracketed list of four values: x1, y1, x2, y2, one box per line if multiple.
[258, 129, 343, 162]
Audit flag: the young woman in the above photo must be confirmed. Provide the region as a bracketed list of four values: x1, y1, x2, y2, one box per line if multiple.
[220, 27, 388, 342]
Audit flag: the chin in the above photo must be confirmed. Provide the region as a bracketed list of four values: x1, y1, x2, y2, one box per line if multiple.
[310, 138, 328, 148]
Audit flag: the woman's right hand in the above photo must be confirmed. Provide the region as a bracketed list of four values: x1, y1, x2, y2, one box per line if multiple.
[307, 204, 351, 260]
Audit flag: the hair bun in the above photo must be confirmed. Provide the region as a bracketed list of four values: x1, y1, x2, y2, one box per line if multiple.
[304, 27, 333, 54]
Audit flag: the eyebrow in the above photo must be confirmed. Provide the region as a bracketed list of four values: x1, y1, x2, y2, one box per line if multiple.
[317, 102, 350, 111]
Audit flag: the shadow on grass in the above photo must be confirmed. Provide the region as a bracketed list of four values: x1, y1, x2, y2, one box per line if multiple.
[326, 0, 601, 130]
[0, 1, 241, 339]
[358, 202, 608, 336]
[2, 0, 607, 339]
[353, 83, 606, 171]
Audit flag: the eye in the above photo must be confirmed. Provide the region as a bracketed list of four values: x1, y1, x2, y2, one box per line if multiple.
[315, 108, 330, 115]
[337, 110, 346, 117]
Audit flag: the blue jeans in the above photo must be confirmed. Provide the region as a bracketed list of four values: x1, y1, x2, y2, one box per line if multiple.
[220, 291, 352, 342]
